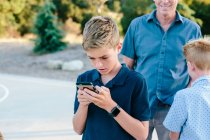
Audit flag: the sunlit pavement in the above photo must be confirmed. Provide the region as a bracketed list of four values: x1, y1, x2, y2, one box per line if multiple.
[0, 73, 157, 140]
[0, 73, 81, 140]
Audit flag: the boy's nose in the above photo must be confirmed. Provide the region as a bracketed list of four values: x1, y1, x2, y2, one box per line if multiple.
[95, 61, 103, 68]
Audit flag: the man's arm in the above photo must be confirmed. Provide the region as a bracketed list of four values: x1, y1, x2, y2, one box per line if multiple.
[169, 132, 180, 140]
[123, 56, 135, 70]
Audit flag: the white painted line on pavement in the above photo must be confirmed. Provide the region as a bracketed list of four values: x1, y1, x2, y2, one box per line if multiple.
[0, 84, 9, 103]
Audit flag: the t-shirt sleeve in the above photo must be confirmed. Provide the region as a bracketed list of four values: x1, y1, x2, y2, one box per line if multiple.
[121, 20, 136, 59]
[73, 75, 81, 114]
[131, 74, 150, 121]
[163, 92, 187, 132]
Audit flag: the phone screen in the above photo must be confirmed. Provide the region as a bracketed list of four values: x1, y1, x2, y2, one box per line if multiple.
[76, 82, 95, 91]
[76, 82, 100, 94]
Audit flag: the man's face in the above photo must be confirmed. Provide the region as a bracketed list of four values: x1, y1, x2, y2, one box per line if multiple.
[154, 0, 178, 16]
[86, 47, 119, 76]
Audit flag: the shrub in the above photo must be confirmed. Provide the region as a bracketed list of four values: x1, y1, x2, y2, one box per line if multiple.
[33, 0, 67, 54]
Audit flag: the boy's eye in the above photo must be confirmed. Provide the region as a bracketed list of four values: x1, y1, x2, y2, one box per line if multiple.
[102, 57, 108, 59]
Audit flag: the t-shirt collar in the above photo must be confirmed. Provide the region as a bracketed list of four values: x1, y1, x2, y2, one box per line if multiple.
[192, 75, 210, 87]
[91, 64, 129, 87]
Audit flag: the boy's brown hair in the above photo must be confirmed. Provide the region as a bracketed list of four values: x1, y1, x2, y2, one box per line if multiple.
[184, 38, 210, 70]
[82, 16, 119, 50]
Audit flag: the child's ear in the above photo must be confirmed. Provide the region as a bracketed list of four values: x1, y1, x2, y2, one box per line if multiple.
[188, 61, 196, 72]
[116, 42, 122, 53]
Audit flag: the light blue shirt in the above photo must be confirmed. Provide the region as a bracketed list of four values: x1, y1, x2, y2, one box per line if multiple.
[163, 76, 210, 140]
[121, 10, 202, 108]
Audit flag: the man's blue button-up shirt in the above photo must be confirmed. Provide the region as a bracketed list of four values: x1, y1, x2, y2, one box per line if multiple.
[121, 10, 201, 107]
[164, 76, 210, 140]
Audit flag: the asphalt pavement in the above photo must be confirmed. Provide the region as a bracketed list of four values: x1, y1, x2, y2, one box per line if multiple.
[0, 73, 157, 140]
[0, 73, 81, 140]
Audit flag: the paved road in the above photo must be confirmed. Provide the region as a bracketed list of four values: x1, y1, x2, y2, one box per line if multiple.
[0, 73, 81, 140]
[0, 73, 157, 140]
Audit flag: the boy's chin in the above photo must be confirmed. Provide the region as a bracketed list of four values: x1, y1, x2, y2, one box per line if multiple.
[97, 69, 109, 75]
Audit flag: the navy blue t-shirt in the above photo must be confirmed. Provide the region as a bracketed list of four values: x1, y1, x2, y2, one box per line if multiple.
[74, 64, 150, 140]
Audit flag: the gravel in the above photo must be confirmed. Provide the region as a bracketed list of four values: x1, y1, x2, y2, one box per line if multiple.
[0, 40, 92, 82]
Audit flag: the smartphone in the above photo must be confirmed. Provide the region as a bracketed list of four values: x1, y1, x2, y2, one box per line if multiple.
[76, 82, 99, 93]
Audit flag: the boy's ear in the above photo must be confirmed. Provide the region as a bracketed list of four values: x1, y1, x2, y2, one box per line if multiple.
[116, 42, 122, 53]
[188, 61, 196, 72]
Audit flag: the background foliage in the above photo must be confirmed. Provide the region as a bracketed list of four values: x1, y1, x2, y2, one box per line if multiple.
[0, 0, 209, 37]
[33, 0, 67, 54]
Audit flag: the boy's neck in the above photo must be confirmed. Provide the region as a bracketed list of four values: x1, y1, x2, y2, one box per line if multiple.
[101, 62, 122, 85]
[192, 70, 210, 82]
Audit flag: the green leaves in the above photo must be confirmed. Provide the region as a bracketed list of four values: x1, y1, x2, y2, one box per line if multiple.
[178, 2, 203, 26]
[33, 0, 67, 54]
[121, 0, 153, 34]
[0, 0, 209, 37]
[0, 0, 43, 36]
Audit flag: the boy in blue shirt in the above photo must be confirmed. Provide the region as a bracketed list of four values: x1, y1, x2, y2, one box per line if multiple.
[163, 38, 210, 140]
[73, 16, 150, 140]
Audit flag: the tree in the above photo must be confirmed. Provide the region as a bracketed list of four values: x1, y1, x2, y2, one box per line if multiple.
[190, 0, 210, 35]
[121, 0, 153, 34]
[91, 0, 109, 14]
[0, 0, 45, 37]
[0, 0, 26, 37]
[107, 0, 121, 12]
[52, 0, 75, 22]
[33, 0, 67, 54]
[177, 1, 202, 26]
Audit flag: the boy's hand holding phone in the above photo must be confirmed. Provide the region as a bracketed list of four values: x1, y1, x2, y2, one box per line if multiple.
[76, 82, 116, 111]
[76, 82, 99, 107]
[83, 86, 117, 112]
[76, 82, 99, 94]
[77, 89, 91, 107]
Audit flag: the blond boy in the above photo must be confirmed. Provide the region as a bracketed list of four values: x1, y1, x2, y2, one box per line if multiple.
[72, 16, 150, 140]
[163, 38, 210, 140]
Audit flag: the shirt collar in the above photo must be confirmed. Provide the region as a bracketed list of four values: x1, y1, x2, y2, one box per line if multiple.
[192, 75, 210, 87]
[146, 10, 157, 23]
[91, 64, 129, 87]
[175, 11, 183, 23]
[92, 69, 100, 81]
[147, 10, 183, 24]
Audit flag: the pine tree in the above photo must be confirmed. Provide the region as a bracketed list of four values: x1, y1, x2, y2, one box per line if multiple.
[33, 0, 67, 54]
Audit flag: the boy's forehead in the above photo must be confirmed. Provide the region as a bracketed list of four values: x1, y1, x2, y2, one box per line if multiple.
[85, 47, 116, 57]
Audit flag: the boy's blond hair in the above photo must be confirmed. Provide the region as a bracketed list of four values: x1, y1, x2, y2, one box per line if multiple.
[184, 38, 210, 70]
[82, 16, 119, 50]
